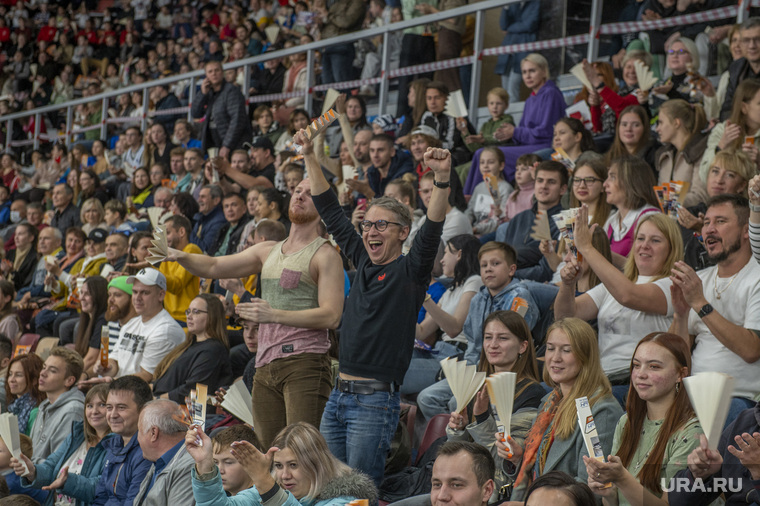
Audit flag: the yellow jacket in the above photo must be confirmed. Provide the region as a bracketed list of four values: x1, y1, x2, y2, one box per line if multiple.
[159, 242, 202, 321]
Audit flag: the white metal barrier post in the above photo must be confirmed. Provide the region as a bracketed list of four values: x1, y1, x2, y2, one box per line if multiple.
[469, 10, 485, 120]
[587, 0, 603, 62]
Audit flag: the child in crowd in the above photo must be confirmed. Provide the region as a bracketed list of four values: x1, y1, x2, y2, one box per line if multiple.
[465, 147, 514, 236]
[251, 105, 283, 145]
[211, 425, 261, 497]
[283, 164, 305, 195]
[463, 87, 515, 152]
[503, 153, 540, 222]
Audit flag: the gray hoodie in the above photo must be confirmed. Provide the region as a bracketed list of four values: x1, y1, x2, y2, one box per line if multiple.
[30, 387, 85, 464]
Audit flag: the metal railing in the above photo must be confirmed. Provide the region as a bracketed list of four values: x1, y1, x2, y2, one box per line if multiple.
[1, 0, 747, 151]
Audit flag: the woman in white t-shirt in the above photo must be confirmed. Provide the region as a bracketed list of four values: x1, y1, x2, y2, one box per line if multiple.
[555, 207, 682, 400]
[401, 234, 483, 396]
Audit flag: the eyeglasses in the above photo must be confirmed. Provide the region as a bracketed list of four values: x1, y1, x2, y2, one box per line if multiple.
[359, 220, 404, 232]
[185, 309, 208, 316]
[741, 36, 760, 46]
[667, 48, 688, 55]
[572, 177, 602, 186]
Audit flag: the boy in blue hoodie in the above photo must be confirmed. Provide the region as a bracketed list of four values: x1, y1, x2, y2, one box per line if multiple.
[417, 241, 538, 420]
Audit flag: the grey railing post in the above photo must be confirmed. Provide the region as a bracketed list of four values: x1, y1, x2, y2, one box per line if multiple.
[65, 106, 74, 147]
[305, 49, 315, 115]
[141, 88, 150, 133]
[587, 0, 603, 62]
[468, 10, 485, 120]
[378, 31, 391, 116]
[188, 76, 196, 122]
[33, 113, 41, 150]
[100, 96, 108, 141]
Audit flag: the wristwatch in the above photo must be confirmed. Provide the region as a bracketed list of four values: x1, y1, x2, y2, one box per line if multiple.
[750, 202, 760, 213]
[432, 179, 451, 189]
[697, 303, 714, 319]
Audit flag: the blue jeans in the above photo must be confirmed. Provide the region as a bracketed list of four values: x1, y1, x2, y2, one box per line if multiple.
[321, 43, 356, 85]
[320, 388, 400, 486]
[726, 397, 756, 430]
[416, 379, 455, 421]
[400, 341, 461, 396]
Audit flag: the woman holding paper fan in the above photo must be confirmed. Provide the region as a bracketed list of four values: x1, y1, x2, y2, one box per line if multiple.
[555, 206, 681, 404]
[402, 234, 482, 395]
[584, 332, 701, 506]
[574, 61, 619, 135]
[11, 383, 114, 506]
[152, 294, 232, 402]
[500, 318, 622, 502]
[605, 106, 660, 174]
[551, 118, 596, 169]
[580, 52, 652, 122]
[700, 79, 760, 185]
[654, 99, 709, 207]
[446, 311, 545, 495]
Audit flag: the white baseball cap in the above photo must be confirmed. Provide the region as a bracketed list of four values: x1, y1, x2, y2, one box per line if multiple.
[127, 268, 167, 290]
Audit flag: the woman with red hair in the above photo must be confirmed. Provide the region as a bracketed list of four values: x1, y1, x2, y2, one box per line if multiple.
[585, 332, 702, 506]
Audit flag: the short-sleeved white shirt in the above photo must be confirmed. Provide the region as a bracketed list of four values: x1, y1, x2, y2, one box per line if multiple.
[587, 275, 674, 375]
[109, 309, 186, 377]
[689, 260, 760, 399]
[439, 275, 483, 343]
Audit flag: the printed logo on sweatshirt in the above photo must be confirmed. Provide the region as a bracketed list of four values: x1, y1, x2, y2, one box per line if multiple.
[378, 273, 386, 281]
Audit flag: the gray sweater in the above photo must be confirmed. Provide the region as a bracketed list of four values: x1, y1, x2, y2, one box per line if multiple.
[133, 443, 196, 506]
[30, 388, 85, 464]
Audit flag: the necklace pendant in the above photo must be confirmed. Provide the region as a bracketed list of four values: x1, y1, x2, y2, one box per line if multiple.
[716, 293, 721, 300]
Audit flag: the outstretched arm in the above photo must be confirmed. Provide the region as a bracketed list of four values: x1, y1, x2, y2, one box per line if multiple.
[168, 241, 274, 280]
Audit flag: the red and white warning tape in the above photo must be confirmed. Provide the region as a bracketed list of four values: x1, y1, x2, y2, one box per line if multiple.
[482, 34, 590, 57]
[599, 5, 737, 35]
[149, 107, 190, 117]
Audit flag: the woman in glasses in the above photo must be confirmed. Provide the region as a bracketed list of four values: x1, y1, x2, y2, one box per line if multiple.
[152, 294, 231, 401]
[653, 37, 712, 106]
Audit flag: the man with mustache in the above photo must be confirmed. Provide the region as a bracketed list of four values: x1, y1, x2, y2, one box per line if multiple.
[669, 194, 760, 425]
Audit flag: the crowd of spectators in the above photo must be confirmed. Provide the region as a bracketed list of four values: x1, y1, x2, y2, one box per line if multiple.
[0, 0, 759, 505]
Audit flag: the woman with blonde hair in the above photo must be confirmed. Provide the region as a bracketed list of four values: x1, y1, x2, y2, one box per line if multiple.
[585, 332, 701, 506]
[555, 207, 681, 401]
[700, 78, 760, 183]
[655, 99, 709, 206]
[500, 317, 622, 501]
[187, 421, 377, 505]
[678, 148, 754, 271]
[464, 52, 566, 194]
[152, 294, 231, 402]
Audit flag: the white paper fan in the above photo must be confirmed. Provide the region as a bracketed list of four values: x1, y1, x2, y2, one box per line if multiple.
[633, 60, 658, 92]
[0, 414, 28, 475]
[145, 224, 169, 265]
[485, 372, 516, 439]
[221, 379, 254, 426]
[444, 90, 468, 118]
[684, 372, 735, 450]
[570, 63, 593, 92]
[440, 357, 486, 413]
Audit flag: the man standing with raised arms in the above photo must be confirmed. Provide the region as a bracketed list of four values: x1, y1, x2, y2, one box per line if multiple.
[294, 128, 450, 486]
[166, 177, 345, 448]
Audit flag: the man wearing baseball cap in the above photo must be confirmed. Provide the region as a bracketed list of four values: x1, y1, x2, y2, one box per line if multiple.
[212, 135, 276, 191]
[93, 268, 185, 382]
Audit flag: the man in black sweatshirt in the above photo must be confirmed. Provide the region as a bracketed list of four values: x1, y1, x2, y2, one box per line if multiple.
[295, 119, 450, 486]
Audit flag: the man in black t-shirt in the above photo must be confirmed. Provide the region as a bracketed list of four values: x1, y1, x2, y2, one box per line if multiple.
[296, 123, 450, 486]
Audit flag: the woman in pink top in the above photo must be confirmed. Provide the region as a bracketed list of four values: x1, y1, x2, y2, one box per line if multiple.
[604, 157, 661, 266]
[503, 153, 540, 222]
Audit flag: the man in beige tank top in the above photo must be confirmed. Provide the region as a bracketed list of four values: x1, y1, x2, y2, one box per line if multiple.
[168, 177, 346, 447]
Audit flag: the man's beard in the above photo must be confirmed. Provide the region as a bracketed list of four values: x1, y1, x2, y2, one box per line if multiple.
[707, 236, 742, 263]
[289, 207, 319, 225]
[105, 303, 130, 322]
